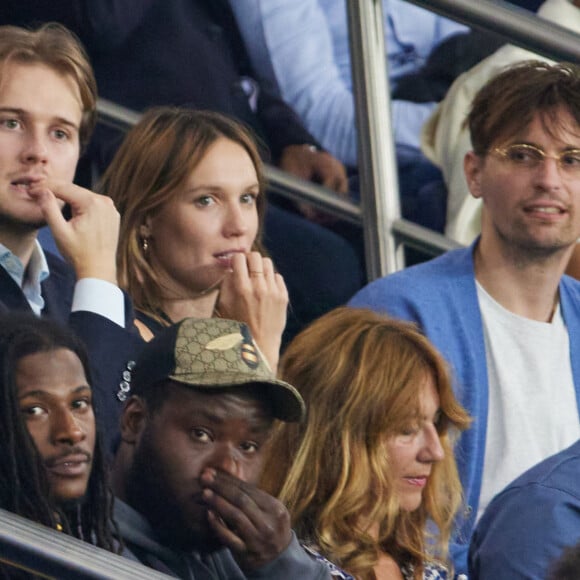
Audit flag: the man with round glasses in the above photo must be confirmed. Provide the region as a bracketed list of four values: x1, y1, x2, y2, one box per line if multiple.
[349, 60, 580, 576]
[422, 0, 580, 250]
[493, 143, 580, 171]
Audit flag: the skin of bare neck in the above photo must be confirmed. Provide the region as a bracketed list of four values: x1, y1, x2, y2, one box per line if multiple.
[473, 234, 573, 322]
[161, 290, 219, 323]
[372, 552, 404, 580]
[357, 520, 404, 580]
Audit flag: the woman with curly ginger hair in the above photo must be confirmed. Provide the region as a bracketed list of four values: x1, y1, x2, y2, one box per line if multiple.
[261, 307, 471, 579]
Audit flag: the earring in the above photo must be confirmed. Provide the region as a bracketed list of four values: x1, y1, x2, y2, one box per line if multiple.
[141, 237, 149, 252]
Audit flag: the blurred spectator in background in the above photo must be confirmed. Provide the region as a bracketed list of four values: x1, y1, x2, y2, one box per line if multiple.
[470, 439, 580, 579]
[230, 0, 504, 233]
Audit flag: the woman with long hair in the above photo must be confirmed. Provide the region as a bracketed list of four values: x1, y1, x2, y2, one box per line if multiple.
[261, 307, 471, 579]
[100, 107, 286, 369]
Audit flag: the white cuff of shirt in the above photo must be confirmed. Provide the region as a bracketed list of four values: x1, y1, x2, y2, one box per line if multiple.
[72, 278, 125, 328]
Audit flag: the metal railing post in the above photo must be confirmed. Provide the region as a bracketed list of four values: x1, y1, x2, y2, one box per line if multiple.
[347, 0, 404, 280]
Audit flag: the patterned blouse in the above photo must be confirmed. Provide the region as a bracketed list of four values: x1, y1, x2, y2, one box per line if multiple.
[304, 545, 448, 579]
[402, 561, 448, 580]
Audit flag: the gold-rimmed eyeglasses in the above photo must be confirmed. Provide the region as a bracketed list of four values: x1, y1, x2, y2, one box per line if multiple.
[492, 143, 580, 174]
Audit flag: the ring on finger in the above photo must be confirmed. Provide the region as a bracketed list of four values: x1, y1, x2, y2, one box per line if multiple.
[249, 270, 264, 276]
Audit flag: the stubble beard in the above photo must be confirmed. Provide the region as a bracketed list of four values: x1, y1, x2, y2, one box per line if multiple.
[496, 216, 578, 269]
[0, 210, 46, 236]
[124, 431, 219, 553]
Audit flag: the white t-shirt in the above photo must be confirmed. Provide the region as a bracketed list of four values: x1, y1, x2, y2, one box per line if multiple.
[476, 282, 580, 521]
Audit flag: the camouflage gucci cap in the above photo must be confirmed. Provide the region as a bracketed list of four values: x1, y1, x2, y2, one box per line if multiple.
[132, 317, 305, 422]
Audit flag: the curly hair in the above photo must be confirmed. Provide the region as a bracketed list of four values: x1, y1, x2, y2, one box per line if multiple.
[261, 307, 471, 580]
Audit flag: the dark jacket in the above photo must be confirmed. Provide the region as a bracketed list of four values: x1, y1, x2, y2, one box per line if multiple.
[115, 499, 332, 579]
[0, 252, 144, 452]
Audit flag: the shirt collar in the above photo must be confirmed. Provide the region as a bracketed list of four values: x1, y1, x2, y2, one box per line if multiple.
[30, 239, 50, 284]
[0, 240, 50, 287]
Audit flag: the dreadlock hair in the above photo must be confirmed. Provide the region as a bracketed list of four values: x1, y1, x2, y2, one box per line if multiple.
[0, 313, 118, 553]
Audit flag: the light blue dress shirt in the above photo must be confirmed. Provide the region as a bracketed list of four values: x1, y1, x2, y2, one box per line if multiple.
[231, 0, 467, 166]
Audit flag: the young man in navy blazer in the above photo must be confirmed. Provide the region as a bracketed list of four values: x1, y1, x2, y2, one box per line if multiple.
[0, 23, 142, 450]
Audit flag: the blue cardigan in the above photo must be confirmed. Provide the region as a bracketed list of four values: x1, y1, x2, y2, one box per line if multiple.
[349, 244, 580, 574]
[469, 439, 580, 579]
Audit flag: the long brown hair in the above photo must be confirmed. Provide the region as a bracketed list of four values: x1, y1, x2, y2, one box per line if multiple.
[262, 307, 470, 580]
[100, 107, 267, 319]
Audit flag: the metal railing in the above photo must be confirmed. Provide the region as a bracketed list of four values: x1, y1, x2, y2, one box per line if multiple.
[408, 0, 580, 62]
[0, 508, 171, 579]
[347, 0, 406, 278]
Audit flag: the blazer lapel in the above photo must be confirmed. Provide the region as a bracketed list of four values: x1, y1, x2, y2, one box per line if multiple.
[41, 253, 74, 323]
[0, 265, 32, 313]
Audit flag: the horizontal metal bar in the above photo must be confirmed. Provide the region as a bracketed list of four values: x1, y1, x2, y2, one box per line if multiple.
[392, 219, 464, 256]
[97, 98, 142, 130]
[407, 0, 580, 63]
[0, 509, 171, 579]
[264, 165, 362, 225]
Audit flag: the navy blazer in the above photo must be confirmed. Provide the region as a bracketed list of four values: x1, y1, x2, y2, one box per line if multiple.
[0, 252, 144, 453]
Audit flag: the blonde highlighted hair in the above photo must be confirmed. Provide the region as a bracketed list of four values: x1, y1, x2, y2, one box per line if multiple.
[99, 107, 267, 320]
[262, 307, 470, 580]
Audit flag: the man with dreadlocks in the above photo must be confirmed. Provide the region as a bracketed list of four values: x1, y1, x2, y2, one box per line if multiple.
[0, 312, 117, 575]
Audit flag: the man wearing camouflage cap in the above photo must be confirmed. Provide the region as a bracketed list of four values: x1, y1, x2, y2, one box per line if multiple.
[111, 317, 331, 579]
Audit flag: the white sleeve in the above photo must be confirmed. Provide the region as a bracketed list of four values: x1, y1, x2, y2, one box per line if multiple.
[71, 278, 125, 328]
